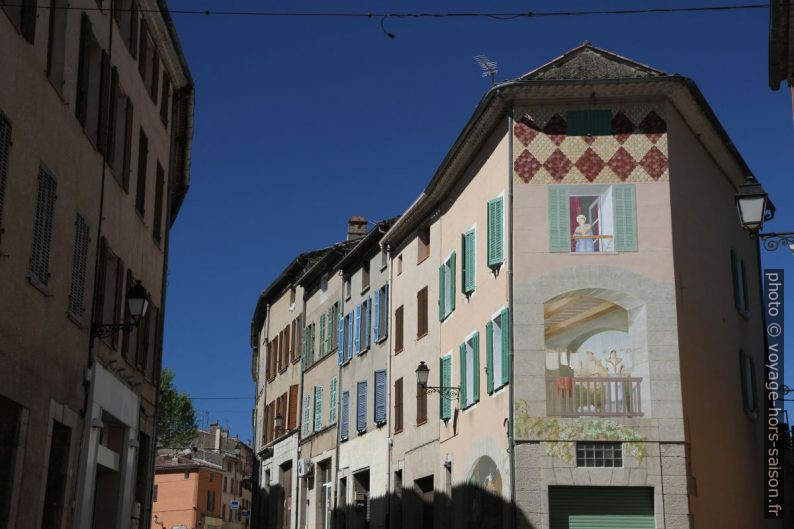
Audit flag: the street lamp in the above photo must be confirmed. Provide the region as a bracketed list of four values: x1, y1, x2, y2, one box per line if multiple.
[92, 280, 149, 338]
[415, 361, 460, 400]
[735, 175, 794, 251]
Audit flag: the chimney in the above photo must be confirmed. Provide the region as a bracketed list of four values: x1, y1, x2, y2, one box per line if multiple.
[347, 216, 368, 241]
[214, 426, 221, 450]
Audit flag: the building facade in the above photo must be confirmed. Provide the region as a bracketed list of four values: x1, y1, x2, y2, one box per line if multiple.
[0, 1, 192, 528]
[252, 44, 773, 529]
[151, 455, 223, 529]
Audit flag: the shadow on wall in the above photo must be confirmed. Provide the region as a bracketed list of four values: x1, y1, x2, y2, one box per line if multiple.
[250, 481, 538, 529]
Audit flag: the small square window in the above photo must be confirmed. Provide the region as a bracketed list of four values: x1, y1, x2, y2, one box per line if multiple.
[417, 226, 430, 263]
[344, 278, 351, 300]
[362, 261, 370, 291]
[576, 442, 622, 467]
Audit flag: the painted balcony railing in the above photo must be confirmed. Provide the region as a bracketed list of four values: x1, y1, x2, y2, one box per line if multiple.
[546, 376, 644, 417]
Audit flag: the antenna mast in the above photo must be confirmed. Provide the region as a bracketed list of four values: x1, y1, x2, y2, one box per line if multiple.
[474, 54, 498, 85]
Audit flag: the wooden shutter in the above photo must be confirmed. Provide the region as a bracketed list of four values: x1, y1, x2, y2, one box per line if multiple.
[488, 197, 504, 266]
[374, 289, 381, 341]
[68, 213, 90, 316]
[106, 67, 119, 162]
[122, 98, 133, 191]
[417, 287, 428, 336]
[416, 381, 427, 424]
[75, 14, 91, 125]
[129, 2, 139, 58]
[548, 186, 571, 252]
[473, 332, 480, 403]
[0, 113, 10, 237]
[329, 377, 337, 424]
[501, 308, 510, 385]
[313, 385, 323, 432]
[30, 166, 57, 285]
[459, 343, 467, 407]
[153, 163, 165, 241]
[486, 320, 494, 394]
[151, 51, 160, 102]
[319, 313, 326, 356]
[395, 306, 404, 352]
[438, 263, 445, 320]
[135, 128, 148, 215]
[341, 391, 349, 439]
[374, 370, 387, 424]
[354, 304, 361, 354]
[394, 378, 403, 432]
[97, 50, 111, 155]
[19, 0, 36, 43]
[440, 356, 451, 420]
[296, 314, 303, 358]
[356, 381, 367, 432]
[302, 394, 311, 437]
[160, 73, 171, 124]
[613, 184, 638, 252]
[288, 384, 298, 430]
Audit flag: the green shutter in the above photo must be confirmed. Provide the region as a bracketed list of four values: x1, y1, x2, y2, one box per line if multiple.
[440, 356, 451, 420]
[613, 184, 638, 252]
[438, 263, 445, 320]
[472, 332, 480, 403]
[310, 324, 316, 363]
[488, 197, 504, 266]
[501, 308, 510, 385]
[314, 385, 323, 432]
[565, 110, 612, 136]
[548, 186, 571, 252]
[459, 343, 467, 407]
[301, 328, 307, 371]
[319, 314, 326, 356]
[302, 394, 311, 436]
[549, 486, 654, 529]
[449, 252, 456, 312]
[486, 320, 494, 394]
[463, 230, 475, 293]
[329, 377, 338, 423]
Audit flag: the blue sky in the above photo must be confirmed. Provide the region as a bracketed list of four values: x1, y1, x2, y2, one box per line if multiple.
[162, 0, 794, 444]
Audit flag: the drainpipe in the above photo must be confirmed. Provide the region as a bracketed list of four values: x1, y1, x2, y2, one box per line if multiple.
[296, 286, 307, 529]
[506, 108, 518, 529]
[333, 269, 345, 529]
[384, 243, 393, 529]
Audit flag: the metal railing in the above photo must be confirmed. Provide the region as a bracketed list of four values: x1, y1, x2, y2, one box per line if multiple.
[546, 376, 644, 417]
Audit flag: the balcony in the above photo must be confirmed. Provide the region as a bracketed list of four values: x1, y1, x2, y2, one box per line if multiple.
[546, 376, 644, 417]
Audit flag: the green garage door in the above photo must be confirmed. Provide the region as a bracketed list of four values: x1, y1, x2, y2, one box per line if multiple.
[549, 486, 655, 529]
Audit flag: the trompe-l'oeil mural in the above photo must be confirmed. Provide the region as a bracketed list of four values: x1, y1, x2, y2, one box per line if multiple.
[544, 294, 644, 417]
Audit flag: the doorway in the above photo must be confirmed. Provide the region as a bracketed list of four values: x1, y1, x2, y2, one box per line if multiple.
[414, 475, 433, 529]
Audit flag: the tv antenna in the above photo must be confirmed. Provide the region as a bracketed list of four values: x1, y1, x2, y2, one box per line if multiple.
[474, 54, 498, 85]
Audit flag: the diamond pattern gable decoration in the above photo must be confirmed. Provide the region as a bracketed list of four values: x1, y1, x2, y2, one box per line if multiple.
[611, 112, 635, 144]
[514, 116, 540, 147]
[607, 147, 636, 181]
[639, 146, 668, 180]
[543, 149, 572, 181]
[575, 148, 606, 182]
[543, 114, 567, 146]
[638, 110, 666, 143]
[514, 150, 542, 183]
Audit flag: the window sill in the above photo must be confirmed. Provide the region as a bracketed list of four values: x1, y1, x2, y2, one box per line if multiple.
[26, 274, 52, 297]
[736, 307, 751, 320]
[416, 331, 428, 341]
[416, 419, 427, 427]
[361, 285, 370, 295]
[375, 335, 388, 344]
[67, 311, 89, 330]
[417, 254, 430, 266]
[394, 347, 403, 355]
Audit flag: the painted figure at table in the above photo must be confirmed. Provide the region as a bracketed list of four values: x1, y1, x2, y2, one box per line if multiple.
[573, 214, 595, 252]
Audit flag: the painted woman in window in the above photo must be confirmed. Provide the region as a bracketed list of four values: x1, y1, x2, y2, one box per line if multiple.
[572, 214, 595, 252]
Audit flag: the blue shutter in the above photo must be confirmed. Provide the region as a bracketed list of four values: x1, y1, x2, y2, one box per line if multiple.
[338, 314, 345, 365]
[314, 385, 323, 432]
[356, 381, 367, 432]
[459, 343, 467, 407]
[473, 332, 480, 403]
[329, 377, 338, 423]
[347, 312, 354, 361]
[373, 289, 380, 342]
[548, 186, 571, 252]
[486, 320, 494, 394]
[365, 297, 372, 349]
[341, 391, 349, 439]
[354, 304, 361, 355]
[613, 184, 638, 252]
[501, 308, 510, 385]
[374, 370, 387, 424]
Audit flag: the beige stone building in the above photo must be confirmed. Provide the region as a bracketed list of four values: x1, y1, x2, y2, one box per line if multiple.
[0, 0, 192, 527]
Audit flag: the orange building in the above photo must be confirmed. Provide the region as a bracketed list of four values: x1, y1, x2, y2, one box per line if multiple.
[152, 455, 222, 529]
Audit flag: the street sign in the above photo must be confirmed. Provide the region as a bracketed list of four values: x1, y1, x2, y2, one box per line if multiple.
[230, 500, 239, 510]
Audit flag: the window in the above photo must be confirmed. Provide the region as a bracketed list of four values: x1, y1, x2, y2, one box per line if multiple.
[461, 229, 476, 294]
[327, 301, 339, 352]
[135, 128, 148, 215]
[731, 249, 749, 313]
[459, 333, 480, 409]
[344, 277, 351, 300]
[356, 381, 367, 433]
[108, 83, 132, 190]
[739, 350, 758, 415]
[96, 239, 124, 347]
[302, 394, 311, 436]
[1, 0, 36, 42]
[288, 384, 299, 430]
[439, 355, 452, 420]
[75, 14, 105, 146]
[329, 378, 337, 424]
[576, 442, 622, 467]
[394, 306, 404, 353]
[46, 0, 68, 93]
[290, 315, 303, 363]
[340, 391, 350, 440]
[222, 504, 226, 520]
[138, 21, 159, 101]
[438, 253, 456, 320]
[487, 196, 504, 266]
[68, 214, 90, 317]
[160, 73, 171, 125]
[0, 112, 10, 241]
[486, 309, 510, 393]
[374, 285, 389, 342]
[566, 109, 612, 136]
[374, 370, 387, 425]
[40, 420, 70, 529]
[313, 385, 323, 432]
[355, 298, 371, 354]
[417, 226, 430, 263]
[416, 380, 427, 425]
[548, 184, 637, 253]
[113, 0, 138, 57]
[29, 166, 57, 286]
[0, 394, 26, 523]
[394, 378, 403, 433]
[209, 473, 214, 482]
[153, 162, 165, 242]
[397, 254, 403, 275]
[153, 483, 159, 501]
[340, 311, 353, 363]
[417, 287, 428, 338]
[362, 261, 370, 291]
[207, 490, 215, 511]
[301, 322, 315, 368]
[381, 249, 388, 270]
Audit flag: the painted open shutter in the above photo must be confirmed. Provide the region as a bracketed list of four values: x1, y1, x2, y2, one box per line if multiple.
[373, 289, 380, 341]
[488, 197, 504, 266]
[440, 356, 452, 420]
[501, 308, 510, 385]
[473, 332, 480, 403]
[374, 370, 387, 424]
[302, 394, 311, 436]
[313, 385, 323, 432]
[356, 381, 367, 432]
[319, 314, 326, 356]
[329, 378, 337, 423]
[449, 253, 456, 312]
[354, 304, 362, 354]
[438, 263, 445, 320]
[548, 186, 570, 252]
[486, 320, 494, 394]
[463, 231, 476, 293]
[340, 391, 349, 439]
[459, 343, 467, 407]
[338, 314, 345, 364]
[613, 184, 638, 252]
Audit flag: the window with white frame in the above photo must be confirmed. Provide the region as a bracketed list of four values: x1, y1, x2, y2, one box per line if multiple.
[438, 253, 456, 320]
[459, 333, 480, 409]
[486, 308, 510, 393]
